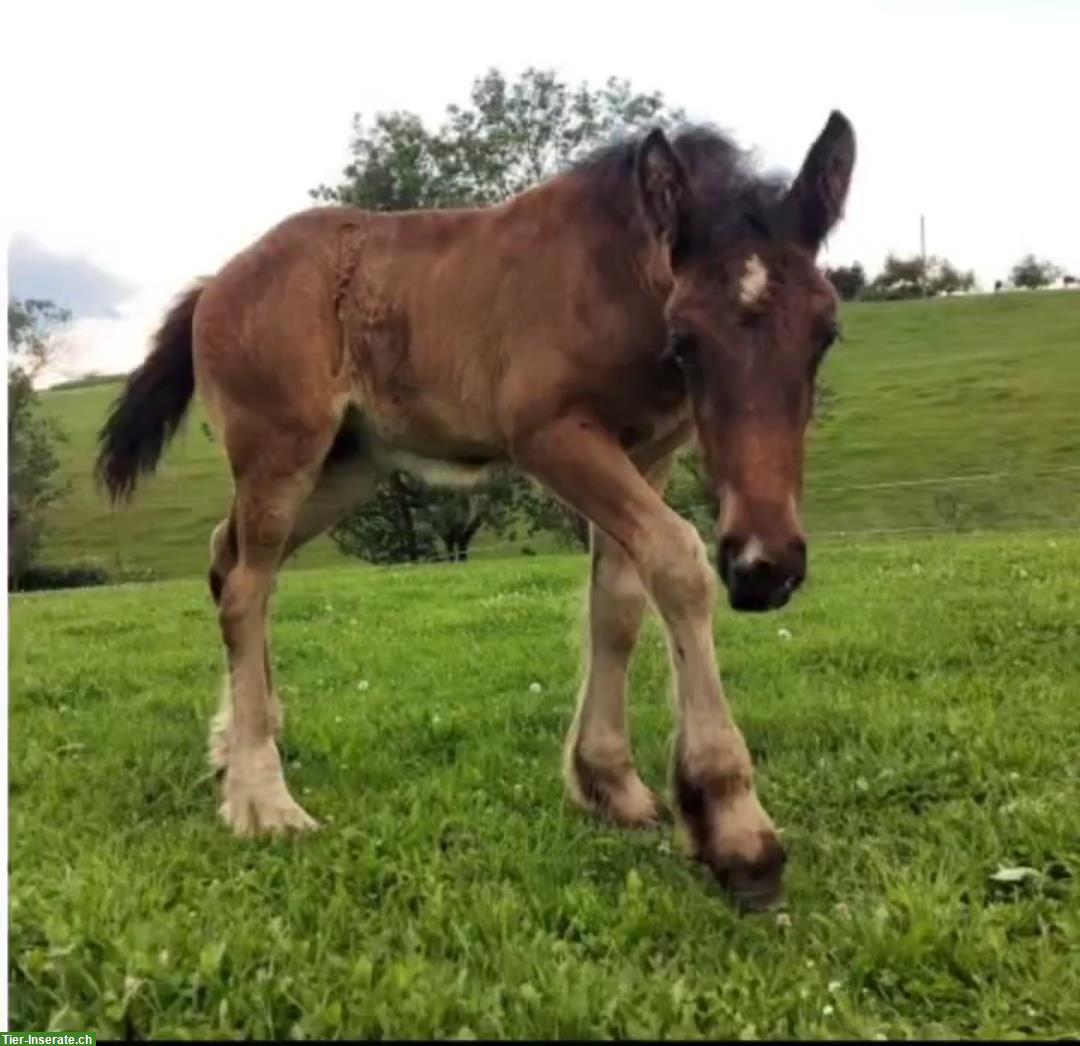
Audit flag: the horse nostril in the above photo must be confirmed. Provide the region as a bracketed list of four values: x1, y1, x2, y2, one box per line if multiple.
[783, 538, 807, 579]
[717, 536, 743, 579]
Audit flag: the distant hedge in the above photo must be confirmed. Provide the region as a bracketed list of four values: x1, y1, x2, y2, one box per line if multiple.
[46, 373, 126, 392]
[13, 562, 110, 591]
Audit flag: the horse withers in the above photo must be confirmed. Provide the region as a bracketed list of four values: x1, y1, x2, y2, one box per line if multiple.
[97, 111, 855, 910]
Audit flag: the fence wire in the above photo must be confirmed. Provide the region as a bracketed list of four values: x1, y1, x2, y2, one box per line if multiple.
[18, 466, 1077, 596]
[807, 463, 1080, 495]
[365, 463, 1080, 570]
[372, 517, 1079, 572]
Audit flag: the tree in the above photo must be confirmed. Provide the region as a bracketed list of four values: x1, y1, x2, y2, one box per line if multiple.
[931, 259, 976, 295]
[509, 474, 590, 551]
[8, 298, 71, 378]
[824, 262, 866, 301]
[865, 253, 975, 300]
[665, 448, 716, 540]
[329, 468, 524, 564]
[318, 68, 683, 563]
[421, 470, 523, 562]
[865, 253, 928, 300]
[329, 474, 438, 565]
[8, 299, 70, 586]
[1009, 254, 1062, 290]
[313, 68, 682, 212]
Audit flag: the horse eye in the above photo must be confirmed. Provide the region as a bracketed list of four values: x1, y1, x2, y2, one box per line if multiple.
[668, 330, 698, 365]
[812, 323, 839, 365]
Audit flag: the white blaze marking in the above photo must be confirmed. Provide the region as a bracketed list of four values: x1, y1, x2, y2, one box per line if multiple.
[740, 536, 766, 565]
[739, 254, 769, 306]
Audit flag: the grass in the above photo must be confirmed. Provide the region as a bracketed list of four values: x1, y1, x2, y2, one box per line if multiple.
[8, 532, 1080, 1038]
[37, 290, 1080, 580]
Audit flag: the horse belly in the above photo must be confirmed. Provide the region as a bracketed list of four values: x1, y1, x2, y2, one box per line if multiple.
[379, 448, 500, 489]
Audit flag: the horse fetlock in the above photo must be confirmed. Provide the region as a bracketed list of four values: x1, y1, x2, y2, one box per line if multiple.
[673, 740, 785, 910]
[567, 745, 664, 827]
[219, 741, 318, 836]
[208, 693, 284, 773]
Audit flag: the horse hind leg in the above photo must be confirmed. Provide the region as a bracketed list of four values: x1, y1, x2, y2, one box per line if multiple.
[208, 423, 381, 781]
[213, 415, 342, 836]
[207, 512, 282, 772]
[280, 439, 383, 562]
[565, 525, 661, 827]
[566, 452, 676, 827]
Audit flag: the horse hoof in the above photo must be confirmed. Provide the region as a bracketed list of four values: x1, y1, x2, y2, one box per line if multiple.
[705, 832, 787, 912]
[219, 778, 320, 837]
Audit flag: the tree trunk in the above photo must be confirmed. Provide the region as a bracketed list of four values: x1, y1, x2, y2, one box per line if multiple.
[438, 529, 462, 564]
[390, 475, 420, 562]
[458, 512, 488, 562]
[437, 501, 487, 564]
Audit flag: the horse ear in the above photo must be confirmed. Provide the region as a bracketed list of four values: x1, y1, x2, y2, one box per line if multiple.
[636, 129, 692, 248]
[785, 110, 856, 251]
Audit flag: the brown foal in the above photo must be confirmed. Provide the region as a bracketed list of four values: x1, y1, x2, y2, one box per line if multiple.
[98, 110, 855, 909]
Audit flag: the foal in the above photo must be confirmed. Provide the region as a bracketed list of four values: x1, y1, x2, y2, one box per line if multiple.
[98, 111, 855, 909]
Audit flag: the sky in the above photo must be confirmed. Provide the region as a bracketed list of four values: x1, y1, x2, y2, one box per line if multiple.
[4, 0, 1079, 384]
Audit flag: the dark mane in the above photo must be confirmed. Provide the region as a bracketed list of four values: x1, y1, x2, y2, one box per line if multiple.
[567, 123, 792, 247]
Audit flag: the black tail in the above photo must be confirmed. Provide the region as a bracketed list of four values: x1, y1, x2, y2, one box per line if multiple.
[96, 280, 205, 501]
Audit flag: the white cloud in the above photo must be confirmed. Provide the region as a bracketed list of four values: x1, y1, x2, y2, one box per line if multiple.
[5, 0, 1078, 382]
[8, 234, 136, 317]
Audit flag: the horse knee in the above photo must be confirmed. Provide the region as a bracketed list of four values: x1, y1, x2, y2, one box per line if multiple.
[646, 523, 717, 620]
[591, 563, 647, 657]
[598, 605, 644, 658]
[217, 568, 266, 652]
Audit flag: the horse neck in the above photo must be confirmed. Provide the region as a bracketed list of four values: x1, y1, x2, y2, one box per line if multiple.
[515, 171, 671, 318]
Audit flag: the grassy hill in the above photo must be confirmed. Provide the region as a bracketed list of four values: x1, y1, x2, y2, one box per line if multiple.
[803, 290, 1079, 534]
[38, 291, 1080, 579]
[39, 381, 344, 579]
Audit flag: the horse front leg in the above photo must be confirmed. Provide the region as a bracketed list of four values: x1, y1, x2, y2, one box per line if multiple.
[516, 417, 785, 910]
